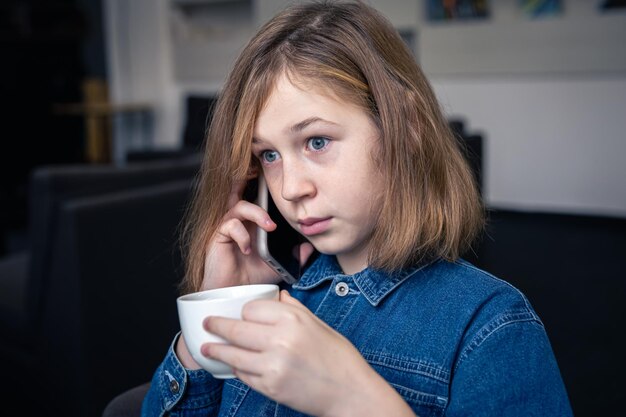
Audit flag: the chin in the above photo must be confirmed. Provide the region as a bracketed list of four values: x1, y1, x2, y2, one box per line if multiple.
[308, 236, 347, 255]
[310, 241, 355, 257]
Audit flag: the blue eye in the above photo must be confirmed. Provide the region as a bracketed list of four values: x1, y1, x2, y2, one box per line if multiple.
[261, 150, 280, 164]
[307, 137, 330, 151]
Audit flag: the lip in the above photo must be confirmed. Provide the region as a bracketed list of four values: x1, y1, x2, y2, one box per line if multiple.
[298, 217, 332, 236]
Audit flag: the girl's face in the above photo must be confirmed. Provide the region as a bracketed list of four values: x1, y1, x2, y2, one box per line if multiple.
[252, 74, 384, 274]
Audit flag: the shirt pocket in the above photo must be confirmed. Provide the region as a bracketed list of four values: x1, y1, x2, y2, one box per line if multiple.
[362, 350, 449, 417]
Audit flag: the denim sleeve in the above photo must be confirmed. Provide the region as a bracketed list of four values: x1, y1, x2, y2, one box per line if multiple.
[141, 333, 224, 417]
[446, 314, 574, 417]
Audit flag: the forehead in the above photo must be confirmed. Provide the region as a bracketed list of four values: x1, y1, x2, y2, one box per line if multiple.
[254, 73, 355, 131]
[266, 72, 343, 108]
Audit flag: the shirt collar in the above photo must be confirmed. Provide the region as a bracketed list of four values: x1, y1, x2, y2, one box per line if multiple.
[292, 254, 434, 307]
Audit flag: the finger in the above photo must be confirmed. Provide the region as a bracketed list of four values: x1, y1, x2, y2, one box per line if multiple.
[201, 343, 264, 376]
[204, 316, 271, 351]
[241, 298, 298, 325]
[279, 290, 305, 308]
[227, 200, 276, 231]
[217, 218, 252, 254]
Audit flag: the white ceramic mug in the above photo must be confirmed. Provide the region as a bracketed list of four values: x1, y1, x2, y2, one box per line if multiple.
[177, 284, 279, 378]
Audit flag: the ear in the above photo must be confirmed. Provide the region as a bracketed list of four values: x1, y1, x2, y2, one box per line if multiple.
[246, 162, 259, 180]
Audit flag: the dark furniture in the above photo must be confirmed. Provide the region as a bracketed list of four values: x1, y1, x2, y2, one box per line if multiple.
[0, 156, 200, 416]
[449, 118, 484, 195]
[0, 155, 200, 344]
[466, 209, 626, 417]
[42, 180, 191, 416]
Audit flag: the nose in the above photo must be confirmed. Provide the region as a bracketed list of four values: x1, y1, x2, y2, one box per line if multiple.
[280, 158, 316, 202]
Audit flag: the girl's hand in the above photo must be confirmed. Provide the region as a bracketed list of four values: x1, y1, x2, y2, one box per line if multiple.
[178, 178, 314, 370]
[201, 178, 289, 290]
[200, 290, 415, 417]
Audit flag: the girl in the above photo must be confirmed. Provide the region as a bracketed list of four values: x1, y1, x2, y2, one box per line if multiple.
[142, 1, 572, 416]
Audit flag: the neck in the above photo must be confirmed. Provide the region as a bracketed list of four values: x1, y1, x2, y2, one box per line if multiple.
[336, 254, 369, 275]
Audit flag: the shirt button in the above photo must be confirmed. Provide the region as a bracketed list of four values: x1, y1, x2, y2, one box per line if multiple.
[335, 282, 349, 297]
[169, 379, 180, 394]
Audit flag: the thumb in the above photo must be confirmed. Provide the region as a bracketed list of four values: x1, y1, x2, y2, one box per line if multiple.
[279, 290, 303, 307]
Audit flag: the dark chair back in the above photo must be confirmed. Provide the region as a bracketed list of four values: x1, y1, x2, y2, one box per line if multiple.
[448, 118, 484, 194]
[39, 180, 193, 417]
[182, 95, 218, 151]
[0, 158, 200, 416]
[470, 209, 626, 416]
[26, 155, 200, 332]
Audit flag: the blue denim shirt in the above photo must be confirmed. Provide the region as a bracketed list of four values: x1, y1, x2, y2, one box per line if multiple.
[142, 255, 573, 416]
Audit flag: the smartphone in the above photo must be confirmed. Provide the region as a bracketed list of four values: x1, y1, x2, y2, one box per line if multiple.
[253, 175, 305, 284]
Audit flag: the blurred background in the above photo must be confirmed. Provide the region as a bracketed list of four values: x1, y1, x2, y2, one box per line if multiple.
[0, 0, 624, 416]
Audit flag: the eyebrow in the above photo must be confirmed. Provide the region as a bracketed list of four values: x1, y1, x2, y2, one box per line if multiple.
[290, 117, 338, 133]
[253, 117, 339, 145]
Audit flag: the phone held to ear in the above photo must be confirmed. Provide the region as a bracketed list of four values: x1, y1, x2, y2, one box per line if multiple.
[253, 174, 304, 284]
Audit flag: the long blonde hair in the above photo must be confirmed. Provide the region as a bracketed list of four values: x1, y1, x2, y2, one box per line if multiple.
[180, 1, 484, 293]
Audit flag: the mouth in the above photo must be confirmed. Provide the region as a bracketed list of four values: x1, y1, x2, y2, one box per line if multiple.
[297, 217, 332, 236]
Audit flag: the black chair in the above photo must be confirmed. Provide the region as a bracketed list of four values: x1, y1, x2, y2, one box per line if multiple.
[449, 118, 484, 195]
[45, 181, 192, 416]
[0, 157, 200, 416]
[103, 383, 152, 417]
[0, 156, 200, 341]
[467, 209, 626, 416]
[126, 95, 217, 162]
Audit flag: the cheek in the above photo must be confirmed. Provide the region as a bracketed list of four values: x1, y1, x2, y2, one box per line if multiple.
[264, 172, 283, 197]
[262, 165, 280, 182]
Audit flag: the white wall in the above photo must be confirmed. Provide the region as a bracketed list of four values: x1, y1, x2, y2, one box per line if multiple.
[104, 0, 180, 162]
[104, 0, 626, 217]
[432, 76, 626, 217]
[416, 0, 626, 217]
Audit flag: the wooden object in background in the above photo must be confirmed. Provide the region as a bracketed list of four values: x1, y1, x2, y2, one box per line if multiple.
[55, 78, 152, 164]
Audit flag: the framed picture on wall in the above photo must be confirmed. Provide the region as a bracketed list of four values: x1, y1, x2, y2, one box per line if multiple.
[426, 0, 490, 22]
[520, 0, 562, 18]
